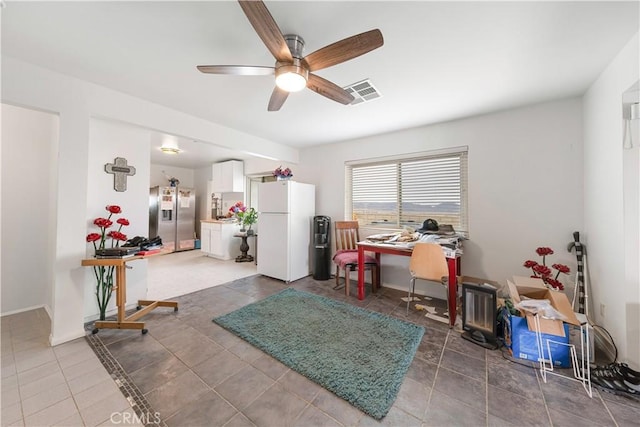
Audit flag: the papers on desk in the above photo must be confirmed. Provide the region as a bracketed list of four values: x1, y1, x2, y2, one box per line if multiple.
[365, 231, 464, 255]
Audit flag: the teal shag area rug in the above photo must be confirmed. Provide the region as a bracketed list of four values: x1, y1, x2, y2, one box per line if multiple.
[213, 288, 425, 420]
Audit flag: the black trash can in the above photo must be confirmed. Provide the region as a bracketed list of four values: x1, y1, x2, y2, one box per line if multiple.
[313, 216, 331, 280]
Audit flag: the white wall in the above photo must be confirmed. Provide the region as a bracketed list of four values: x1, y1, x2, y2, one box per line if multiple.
[150, 164, 194, 188]
[299, 98, 584, 298]
[84, 119, 151, 320]
[583, 33, 640, 368]
[1, 104, 58, 315]
[1, 57, 295, 345]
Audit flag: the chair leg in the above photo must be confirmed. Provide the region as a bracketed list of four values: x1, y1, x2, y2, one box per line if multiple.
[345, 270, 350, 297]
[406, 277, 416, 315]
[335, 266, 340, 287]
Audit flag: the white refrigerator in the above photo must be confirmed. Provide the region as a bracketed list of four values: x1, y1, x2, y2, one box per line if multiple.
[257, 181, 316, 282]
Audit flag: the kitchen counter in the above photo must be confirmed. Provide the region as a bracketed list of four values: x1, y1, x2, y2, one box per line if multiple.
[201, 219, 238, 224]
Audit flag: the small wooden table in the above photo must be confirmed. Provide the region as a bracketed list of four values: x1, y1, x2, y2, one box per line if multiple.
[81, 256, 178, 334]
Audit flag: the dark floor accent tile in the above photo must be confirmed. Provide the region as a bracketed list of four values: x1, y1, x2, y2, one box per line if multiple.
[293, 403, 342, 427]
[146, 316, 191, 341]
[165, 390, 238, 427]
[225, 413, 257, 427]
[445, 333, 487, 361]
[192, 350, 248, 388]
[251, 354, 289, 380]
[357, 407, 422, 427]
[599, 396, 640, 426]
[487, 359, 542, 402]
[541, 377, 614, 425]
[423, 390, 486, 427]
[278, 369, 323, 402]
[548, 407, 607, 427]
[215, 365, 275, 410]
[242, 383, 309, 427]
[205, 323, 245, 349]
[129, 355, 190, 394]
[227, 339, 266, 363]
[106, 334, 173, 373]
[311, 388, 364, 426]
[159, 327, 224, 367]
[415, 339, 444, 365]
[487, 413, 516, 426]
[394, 377, 429, 419]
[144, 370, 210, 420]
[405, 357, 438, 386]
[487, 385, 550, 426]
[440, 348, 486, 381]
[433, 367, 485, 412]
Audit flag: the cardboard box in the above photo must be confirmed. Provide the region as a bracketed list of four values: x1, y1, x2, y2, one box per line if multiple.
[502, 276, 581, 367]
[507, 276, 580, 337]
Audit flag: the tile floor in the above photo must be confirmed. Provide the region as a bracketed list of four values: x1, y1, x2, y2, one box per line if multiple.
[3, 251, 640, 426]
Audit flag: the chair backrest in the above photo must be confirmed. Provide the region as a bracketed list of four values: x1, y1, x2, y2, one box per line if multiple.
[334, 221, 360, 251]
[409, 242, 449, 282]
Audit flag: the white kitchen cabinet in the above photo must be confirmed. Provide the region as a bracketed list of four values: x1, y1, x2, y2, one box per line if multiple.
[212, 160, 244, 193]
[200, 221, 241, 260]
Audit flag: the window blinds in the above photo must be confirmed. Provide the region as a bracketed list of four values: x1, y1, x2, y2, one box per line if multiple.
[346, 148, 468, 234]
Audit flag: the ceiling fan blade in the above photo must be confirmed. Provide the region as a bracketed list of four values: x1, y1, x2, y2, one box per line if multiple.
[268, 87, 289, 111]
[238, 0, 293, 63]
[303, 29, 384, 72]
[307, 74, 354, 105]
[197, 65, 275, 76]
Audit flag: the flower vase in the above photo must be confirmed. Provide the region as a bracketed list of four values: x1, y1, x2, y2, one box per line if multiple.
[277, 175, 292, 181]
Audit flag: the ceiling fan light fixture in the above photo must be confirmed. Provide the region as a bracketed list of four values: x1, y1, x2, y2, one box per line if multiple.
[275, 61, 308, 92]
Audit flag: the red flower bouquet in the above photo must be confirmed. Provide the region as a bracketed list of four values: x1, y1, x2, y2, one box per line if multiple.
[86, 205, 130, 320]
[523, 247, 570, 291]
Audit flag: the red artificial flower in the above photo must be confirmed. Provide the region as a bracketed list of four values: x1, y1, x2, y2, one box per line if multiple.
[532, 264, 551, 277]
[552, 263, 570, 274]
[86, 233, 101, 242]
[536, 247, 554, 256]
[523, 260, 538, 268]
[117, 218, 130, 226]
[108, 231, 127, 241]
[106, 205, 122, 214]
[94, 218, 113, 228]
[544, 278, 565, 291]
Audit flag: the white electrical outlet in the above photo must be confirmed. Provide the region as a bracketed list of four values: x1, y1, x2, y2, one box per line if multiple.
[600, 303, 605, 317]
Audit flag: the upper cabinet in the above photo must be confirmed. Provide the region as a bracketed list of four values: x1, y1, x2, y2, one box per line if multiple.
[212, 160, 244, 193]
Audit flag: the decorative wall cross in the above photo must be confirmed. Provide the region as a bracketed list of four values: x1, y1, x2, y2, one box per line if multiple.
[105, 157, 136, 192]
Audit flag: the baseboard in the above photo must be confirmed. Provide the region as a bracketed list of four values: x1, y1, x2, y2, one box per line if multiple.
[0, 304, 50, 318]
[49, 329, 87, 346]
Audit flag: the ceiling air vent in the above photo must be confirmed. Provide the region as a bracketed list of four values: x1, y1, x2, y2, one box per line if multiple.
[343, 79, 382, 105]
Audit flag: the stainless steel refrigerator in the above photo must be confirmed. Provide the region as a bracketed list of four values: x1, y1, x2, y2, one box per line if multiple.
[149, 186, 196, 252]
[257, 181, 315, 282]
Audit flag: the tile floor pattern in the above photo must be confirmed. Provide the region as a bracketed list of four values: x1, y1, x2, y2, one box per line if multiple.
[2, 249, 640, 426]
[92, 275, 639, 427]
[1, 308, 142, 427]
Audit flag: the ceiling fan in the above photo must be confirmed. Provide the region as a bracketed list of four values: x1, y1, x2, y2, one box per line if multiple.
[197, 0, 384, 111]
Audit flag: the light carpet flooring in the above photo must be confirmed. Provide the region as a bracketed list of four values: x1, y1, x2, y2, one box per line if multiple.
[147, 250, 258, 301]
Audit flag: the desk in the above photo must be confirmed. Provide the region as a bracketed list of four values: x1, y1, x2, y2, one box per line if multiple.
[356, 242, 461, 327]
[81, 256, 178, 334]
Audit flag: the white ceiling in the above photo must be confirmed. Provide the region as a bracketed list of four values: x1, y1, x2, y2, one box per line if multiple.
[2, 1, 638, 169]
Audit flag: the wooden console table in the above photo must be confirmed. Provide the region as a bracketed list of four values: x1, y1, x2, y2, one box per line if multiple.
[81, 256, 178, 334]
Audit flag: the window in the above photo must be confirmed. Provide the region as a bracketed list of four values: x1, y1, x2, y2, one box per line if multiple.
[345, 147, 468, 235]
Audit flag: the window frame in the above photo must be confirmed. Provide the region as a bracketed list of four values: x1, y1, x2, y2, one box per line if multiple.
[345, 146, 469, 236]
